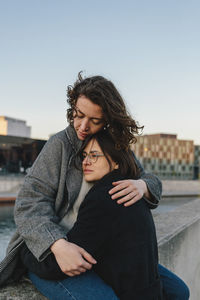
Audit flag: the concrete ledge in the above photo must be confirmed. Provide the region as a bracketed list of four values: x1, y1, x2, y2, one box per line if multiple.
[0, 278, 47, 299]
[0, 176, 24, 193]
[154, 197, 200, 300]
[162, 180, 200, 197]
[1, 198, 200, 299]
[155, 197, 200, 245]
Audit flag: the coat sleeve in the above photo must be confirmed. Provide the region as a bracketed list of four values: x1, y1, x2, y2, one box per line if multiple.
[132, 151, 162, 209]
[14, 134, 67, 261]
[67, 186, 117, 259]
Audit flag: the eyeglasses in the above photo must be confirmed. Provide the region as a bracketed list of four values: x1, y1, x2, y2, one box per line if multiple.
[82, 152, 105, 163]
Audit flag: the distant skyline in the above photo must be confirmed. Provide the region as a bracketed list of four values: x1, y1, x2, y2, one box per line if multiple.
[1, 0, 200, 144]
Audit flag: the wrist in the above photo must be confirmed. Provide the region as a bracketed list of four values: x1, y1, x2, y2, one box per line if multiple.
[50, 238, 69, 253]
[139, 179, 151, 199]
[138, 179, 148, 196]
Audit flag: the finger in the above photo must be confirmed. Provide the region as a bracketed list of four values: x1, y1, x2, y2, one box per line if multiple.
[65, 271, 76, 277]
[116, 192, 137, 204]
[109, 182, 129, 195]
[111, 180, 124, 186]
[109, 183, 131, 196]
[111, 186, 133, 200]
[64, 266, 87, 275]
[80, 261, 93, 270]
[124, 195, 142, 207]
[81, 249, 97, 265]
[72, 256, 93, 270]
[78, 267, 87, 273]
[112, 180, 133, 187]
[71, 270, 81, 276]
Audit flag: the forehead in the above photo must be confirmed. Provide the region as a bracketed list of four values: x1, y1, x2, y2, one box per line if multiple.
[76, 95, 103, 118]
[84, 139, 101, 152]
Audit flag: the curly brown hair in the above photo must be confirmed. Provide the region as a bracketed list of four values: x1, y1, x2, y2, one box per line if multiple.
[67, 72, 143, 150]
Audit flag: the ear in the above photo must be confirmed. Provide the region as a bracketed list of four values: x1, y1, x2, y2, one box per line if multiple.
[114, 163, 119, 169]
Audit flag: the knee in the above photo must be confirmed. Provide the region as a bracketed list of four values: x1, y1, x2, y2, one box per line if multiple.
[176, 281, 190, 300]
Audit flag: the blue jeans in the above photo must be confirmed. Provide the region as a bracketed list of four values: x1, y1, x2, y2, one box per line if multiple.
[29, 264, 190, 300]
[29, 270, 119, 300]
[159, 264, 190, 300]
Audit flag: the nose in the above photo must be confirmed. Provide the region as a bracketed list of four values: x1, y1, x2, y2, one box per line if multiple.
[80, 118, 89, 132]
[82, 155, 91, 165]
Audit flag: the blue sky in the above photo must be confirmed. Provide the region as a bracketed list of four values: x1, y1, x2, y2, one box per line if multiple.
[1, 0, 200, 144]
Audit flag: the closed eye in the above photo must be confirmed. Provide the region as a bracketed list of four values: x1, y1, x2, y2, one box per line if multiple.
[91, 119, 104, 125]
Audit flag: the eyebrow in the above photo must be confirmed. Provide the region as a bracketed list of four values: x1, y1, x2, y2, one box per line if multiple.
[83, 150, 99, 154]
[75, 107, 103, 121]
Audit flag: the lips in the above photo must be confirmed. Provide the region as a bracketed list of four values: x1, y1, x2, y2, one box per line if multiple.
[79, 131, 88, 139]
[83, 169, 93, 174]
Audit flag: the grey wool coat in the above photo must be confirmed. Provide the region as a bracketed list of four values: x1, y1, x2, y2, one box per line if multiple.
[0, 125, 162, 286]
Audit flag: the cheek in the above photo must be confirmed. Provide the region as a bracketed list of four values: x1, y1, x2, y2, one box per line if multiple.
[90, 124, 104, 134]
[100, 162, 111, 176]
[73, 118, 80, 128]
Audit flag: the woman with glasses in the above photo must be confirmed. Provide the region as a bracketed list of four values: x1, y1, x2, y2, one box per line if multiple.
[0, 73, 189, 299]
[20, 130, 163, 299]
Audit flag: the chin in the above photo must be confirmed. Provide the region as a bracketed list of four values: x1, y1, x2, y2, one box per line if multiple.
[77, 134, 86, 141]
[84, 176, 95, 182]
[84, 175, 98, 182]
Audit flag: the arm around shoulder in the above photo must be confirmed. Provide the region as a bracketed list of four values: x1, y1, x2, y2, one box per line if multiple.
[133, 151, 162, 208]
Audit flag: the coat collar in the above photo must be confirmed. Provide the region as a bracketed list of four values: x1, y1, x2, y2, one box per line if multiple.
[65, 125, 83, 152]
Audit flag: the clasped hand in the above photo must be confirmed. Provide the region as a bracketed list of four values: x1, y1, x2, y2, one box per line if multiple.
[51, 239, 97, 277]
[109, 178, 148, 206]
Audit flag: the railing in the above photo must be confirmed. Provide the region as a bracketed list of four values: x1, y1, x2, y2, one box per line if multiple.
[0, 175, 25, 193]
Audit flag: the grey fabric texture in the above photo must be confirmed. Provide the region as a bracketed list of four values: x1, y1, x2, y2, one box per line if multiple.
[0, 125, 162, 286]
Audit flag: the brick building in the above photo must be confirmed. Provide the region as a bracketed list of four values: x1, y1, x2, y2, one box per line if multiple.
[132, 133, 194, 180]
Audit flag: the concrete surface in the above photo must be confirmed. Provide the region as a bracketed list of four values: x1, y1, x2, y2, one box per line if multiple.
[154, 197, 200, 300]
[162, 180, 200, 197]
[0, 278, 47, 299]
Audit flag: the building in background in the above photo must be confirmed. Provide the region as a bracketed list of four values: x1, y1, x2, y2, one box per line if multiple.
[132, 133, 194, 180]
[0, 135, 46, 174]
[194, 145, 200, 179]
[0, 116, 31, 138]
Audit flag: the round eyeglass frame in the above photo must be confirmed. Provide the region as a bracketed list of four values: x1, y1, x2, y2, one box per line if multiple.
[82, 152, 105, 163]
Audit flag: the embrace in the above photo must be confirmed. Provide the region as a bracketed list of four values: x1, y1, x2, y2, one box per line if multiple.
[0, 73, 189, 300]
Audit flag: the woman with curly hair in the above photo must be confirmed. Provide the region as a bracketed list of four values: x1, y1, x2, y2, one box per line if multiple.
[0, 73, 189, 299]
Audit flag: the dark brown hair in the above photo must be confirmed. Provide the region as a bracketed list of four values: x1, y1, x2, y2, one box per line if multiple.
[67, 72, 143, 150]
[80, 130, 140, 179]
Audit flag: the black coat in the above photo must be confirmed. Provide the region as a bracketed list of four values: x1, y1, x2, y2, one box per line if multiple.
[68, 170, 162, 300]
[21, 170, 162, 300]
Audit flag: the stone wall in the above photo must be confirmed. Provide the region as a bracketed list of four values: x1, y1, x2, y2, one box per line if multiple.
[0, 279, 47, 300]
[154, 197, 200, 300]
